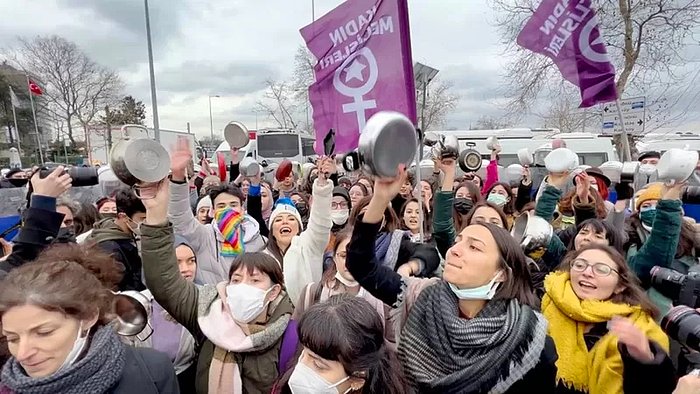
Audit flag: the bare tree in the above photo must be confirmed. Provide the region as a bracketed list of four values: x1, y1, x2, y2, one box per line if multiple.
[417, 79, 459, 131]
[8, 35, 123, 144]
[254, 79, 300, 130]
[489, 0, 700, 148]
[473, 115, 511, 130]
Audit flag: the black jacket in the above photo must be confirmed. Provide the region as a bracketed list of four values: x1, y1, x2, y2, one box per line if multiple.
[111, 346, 180, 393]
[88, 219, 145, 291]
[554, 322, 677, 394]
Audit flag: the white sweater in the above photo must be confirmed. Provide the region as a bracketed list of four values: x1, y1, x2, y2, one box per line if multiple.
[283, 178, 333, 306]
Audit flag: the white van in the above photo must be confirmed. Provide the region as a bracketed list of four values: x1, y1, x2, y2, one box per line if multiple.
[435, 129, 619, 167]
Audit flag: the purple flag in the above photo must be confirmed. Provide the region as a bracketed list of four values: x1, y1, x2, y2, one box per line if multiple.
[516, 0, 618, 107]
[300, 0, 416, 154]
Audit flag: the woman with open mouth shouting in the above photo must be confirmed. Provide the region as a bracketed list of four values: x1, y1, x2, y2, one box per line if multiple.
[345, 164, 558, 394]
[542, 244, 676, 394]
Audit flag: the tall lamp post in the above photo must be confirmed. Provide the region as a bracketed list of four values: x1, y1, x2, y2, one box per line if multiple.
[144, 0, 160, 142]
[412, 62, 439, 243]
[209, 95, 220, 139]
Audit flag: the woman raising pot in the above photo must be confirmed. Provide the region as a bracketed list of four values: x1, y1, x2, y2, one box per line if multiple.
[346, 165, 557, 393]
[0, 260, 178, 393]
[139, 180, 299, 393]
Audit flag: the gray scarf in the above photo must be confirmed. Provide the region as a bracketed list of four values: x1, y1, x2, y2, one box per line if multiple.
[1, 326, 126, 394]
[398, 282, 548, 394]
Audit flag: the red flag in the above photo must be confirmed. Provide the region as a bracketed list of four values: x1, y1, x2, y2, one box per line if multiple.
[28, 80, 43, 95]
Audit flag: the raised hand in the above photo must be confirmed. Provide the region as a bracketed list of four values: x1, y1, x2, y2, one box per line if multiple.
[609, 317, 654, 362]
[31, 166, 72, 198]
[230, 147, 240, 165]
[575, 172, 591, 202]
[373, 165, 408, 205]
[141, 180, 170, 226]
[170, 136, 193, 181]
[663, 181, 685, 201]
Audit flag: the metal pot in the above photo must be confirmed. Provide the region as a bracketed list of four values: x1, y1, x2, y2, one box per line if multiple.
[511, 211, 553, 257]
[486, 136, 499, 151]
[458, 143, 483, 173]
[109, 125, 171, 186]
[349, 111, 417, 178]
[657, 148, 699, 183]
[112, 291, 152, 340]
[224, 121, 250, 149]
[517, 148, 533, 167]
[240, 157, 260, 178]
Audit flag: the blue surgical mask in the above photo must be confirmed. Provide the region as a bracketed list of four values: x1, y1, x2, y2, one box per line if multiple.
[640, 206, 656, 227]
[449, 272, 502, 300]
[487, 193, 508, 207]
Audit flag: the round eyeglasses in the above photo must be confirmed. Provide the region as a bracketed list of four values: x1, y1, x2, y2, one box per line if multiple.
[570, 259, 620, 277]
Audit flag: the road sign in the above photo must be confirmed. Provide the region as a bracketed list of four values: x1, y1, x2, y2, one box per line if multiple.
[601, 97, 646, 135]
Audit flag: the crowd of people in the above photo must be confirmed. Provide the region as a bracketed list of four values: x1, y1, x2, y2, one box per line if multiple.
[2, 140, 700, 394]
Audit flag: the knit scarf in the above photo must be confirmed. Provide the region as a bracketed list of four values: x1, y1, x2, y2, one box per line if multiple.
[214, 208, 245, 257]
[0, 326, 126, 394]
[542, 271, 669, 393]
[398, 281, 548, 394]
[197, 283, 294, 394]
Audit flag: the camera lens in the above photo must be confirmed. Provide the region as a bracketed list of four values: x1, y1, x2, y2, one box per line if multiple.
[661, 305, 700, 352]
[651, 266, 686, 303]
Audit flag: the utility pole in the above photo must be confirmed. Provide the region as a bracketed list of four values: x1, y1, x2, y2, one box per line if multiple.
[105, 105, 113, 153]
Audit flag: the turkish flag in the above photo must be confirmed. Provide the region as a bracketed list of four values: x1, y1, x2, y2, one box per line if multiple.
[28, 80, 43, 95]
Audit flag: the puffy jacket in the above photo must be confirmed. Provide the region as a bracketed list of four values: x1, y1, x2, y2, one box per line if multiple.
[87, 218, 145, 291]
[169, 180, 266, 285]
[282, 178, 333, 307]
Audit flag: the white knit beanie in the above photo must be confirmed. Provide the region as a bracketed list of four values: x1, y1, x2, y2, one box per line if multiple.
[268, 199, 304, 231]
[196, 196, 212, 212]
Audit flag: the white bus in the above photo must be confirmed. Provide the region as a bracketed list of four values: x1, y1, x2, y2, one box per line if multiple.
[216, 129, 317, 173]
[435, 128, 619, 167]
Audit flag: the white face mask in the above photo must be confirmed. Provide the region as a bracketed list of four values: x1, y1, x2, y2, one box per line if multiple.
[331, 209, 349, 226]
[225, 283, 274, 323]
[334, 271, 359, 288]
[54, 322, 88, 375]
[289, 358, 351, 394]
[449, 271, 503, 300]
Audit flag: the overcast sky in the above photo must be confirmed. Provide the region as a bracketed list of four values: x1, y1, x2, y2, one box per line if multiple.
[1, 0, 698, 139]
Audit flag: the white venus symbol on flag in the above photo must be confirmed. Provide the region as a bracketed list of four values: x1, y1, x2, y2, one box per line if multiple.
[333, 47, 379, 133]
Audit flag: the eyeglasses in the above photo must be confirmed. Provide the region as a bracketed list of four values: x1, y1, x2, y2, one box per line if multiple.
[331, 202, 349, 209]
[570, 259, 619, 277]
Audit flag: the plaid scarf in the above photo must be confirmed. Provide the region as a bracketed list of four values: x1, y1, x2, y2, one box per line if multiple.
[214, 208, 245, 257]
[398, 281, 548, 394]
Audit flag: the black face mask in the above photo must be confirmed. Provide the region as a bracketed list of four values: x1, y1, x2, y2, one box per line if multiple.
[8, 178, 28, 187]
[453, 198, 474, 215]
[296, 202, 309, 217]
[55, 227, 76, 243]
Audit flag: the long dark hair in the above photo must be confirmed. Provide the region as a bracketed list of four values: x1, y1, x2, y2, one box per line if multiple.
[470, 223, 539, 308]
[462, 201, 509, 231]
[399, 198, 431, 240]
[349, 196, 399, 232]
[453, 181, 482, 231]
[569, 218, 624, 253]
[558, 244, 659, 318]
[298, 294, 406, 394]
[322, 228, 354, 288]
[485, 182, 515, 216]
[228, 252, 284, 285]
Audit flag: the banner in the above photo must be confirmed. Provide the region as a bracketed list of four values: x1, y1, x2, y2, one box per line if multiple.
[8, 87, 20, 108]
[300, 0, 416, 154]
[516, 0, 618, 107]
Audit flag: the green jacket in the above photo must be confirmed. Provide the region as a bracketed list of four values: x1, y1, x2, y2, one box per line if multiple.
[432, 191, 456, 259]
[626, 200, 683, 316]
[140, 223, 290, 394]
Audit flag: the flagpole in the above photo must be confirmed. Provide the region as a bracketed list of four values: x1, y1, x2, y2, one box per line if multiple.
[9, 90, 21, 153]
[26, 75, 44, 164]
[614, 99, 632, 161]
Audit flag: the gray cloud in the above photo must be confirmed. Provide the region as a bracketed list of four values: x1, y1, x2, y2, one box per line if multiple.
[157, 61, 277, 96]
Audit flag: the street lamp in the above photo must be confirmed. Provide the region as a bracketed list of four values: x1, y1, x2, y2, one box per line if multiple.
[144, 0, 160, 143]
[412, 62, 439, 243]
[208, 95, 220, 139]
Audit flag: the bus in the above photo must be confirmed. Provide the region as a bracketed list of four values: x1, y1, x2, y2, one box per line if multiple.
[216, 129, 317, 175]
[434, 128, 619, 167]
